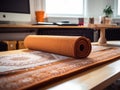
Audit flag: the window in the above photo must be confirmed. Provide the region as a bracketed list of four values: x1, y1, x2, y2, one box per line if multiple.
[45, 0, 84, 17]
[117, 0, 120, 15]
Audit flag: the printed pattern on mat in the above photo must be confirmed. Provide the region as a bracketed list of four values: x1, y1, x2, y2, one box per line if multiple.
[0, 46, 120, 90]
[0, 51, 69, 73]
[0, 45, 111, 73]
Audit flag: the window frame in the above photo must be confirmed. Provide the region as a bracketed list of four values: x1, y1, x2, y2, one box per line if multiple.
[114, 0, 120, 17]
[117, 0, 120, 16]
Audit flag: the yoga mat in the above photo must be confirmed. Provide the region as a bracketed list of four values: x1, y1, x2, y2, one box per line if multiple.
[0, 45, 120, 90]
[24, 35, 91, 58]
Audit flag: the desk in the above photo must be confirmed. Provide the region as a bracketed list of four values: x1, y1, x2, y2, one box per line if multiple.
[0, 24, 96, 42]
[0, 24, 89, 29]
[0, 24, 120, 45]
[40, 41, 120, 90]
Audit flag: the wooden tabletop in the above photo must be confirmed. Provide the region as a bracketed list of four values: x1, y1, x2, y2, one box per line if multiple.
[40, 41, 120, 90]
[0, 24, 120, 29]
[88, 24, 119, 29]
[0, 41, 120, 90]
[0, 24, 89, 29]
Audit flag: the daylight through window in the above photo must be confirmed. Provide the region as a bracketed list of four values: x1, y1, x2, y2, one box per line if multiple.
[45, 0, 84, 16]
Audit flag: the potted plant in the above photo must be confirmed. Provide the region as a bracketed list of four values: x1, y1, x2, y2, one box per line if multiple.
[103, 5, 113, 17]
[102, 5, 113, 24]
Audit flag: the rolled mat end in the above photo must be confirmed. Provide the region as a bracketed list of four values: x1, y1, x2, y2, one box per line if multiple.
[74, 37, 91, 58]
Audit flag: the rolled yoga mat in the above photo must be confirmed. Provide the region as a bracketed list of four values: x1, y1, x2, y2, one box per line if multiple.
[24, 35, 91, 58]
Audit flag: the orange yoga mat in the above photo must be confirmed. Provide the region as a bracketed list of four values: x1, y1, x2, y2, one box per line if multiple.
[24, 35, 91, 58]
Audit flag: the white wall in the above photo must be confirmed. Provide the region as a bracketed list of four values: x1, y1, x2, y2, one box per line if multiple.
[31, 0, 116, 23]
[86, 0, 105, 17]
[85, 0, 114, 18]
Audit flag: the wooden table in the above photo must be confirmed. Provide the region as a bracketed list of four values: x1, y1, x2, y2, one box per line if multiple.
[0, 24, 120, 45]
[0, 41, 120, 90]
[40, 41, 120, 90]
[89, 24, 120, 45]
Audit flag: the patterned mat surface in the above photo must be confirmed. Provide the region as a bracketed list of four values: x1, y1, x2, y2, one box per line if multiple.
[0, 45, 120, 90]
[0, 50, 68, 73]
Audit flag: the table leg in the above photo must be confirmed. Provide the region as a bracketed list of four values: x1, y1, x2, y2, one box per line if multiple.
[98, 28, 107, 45]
